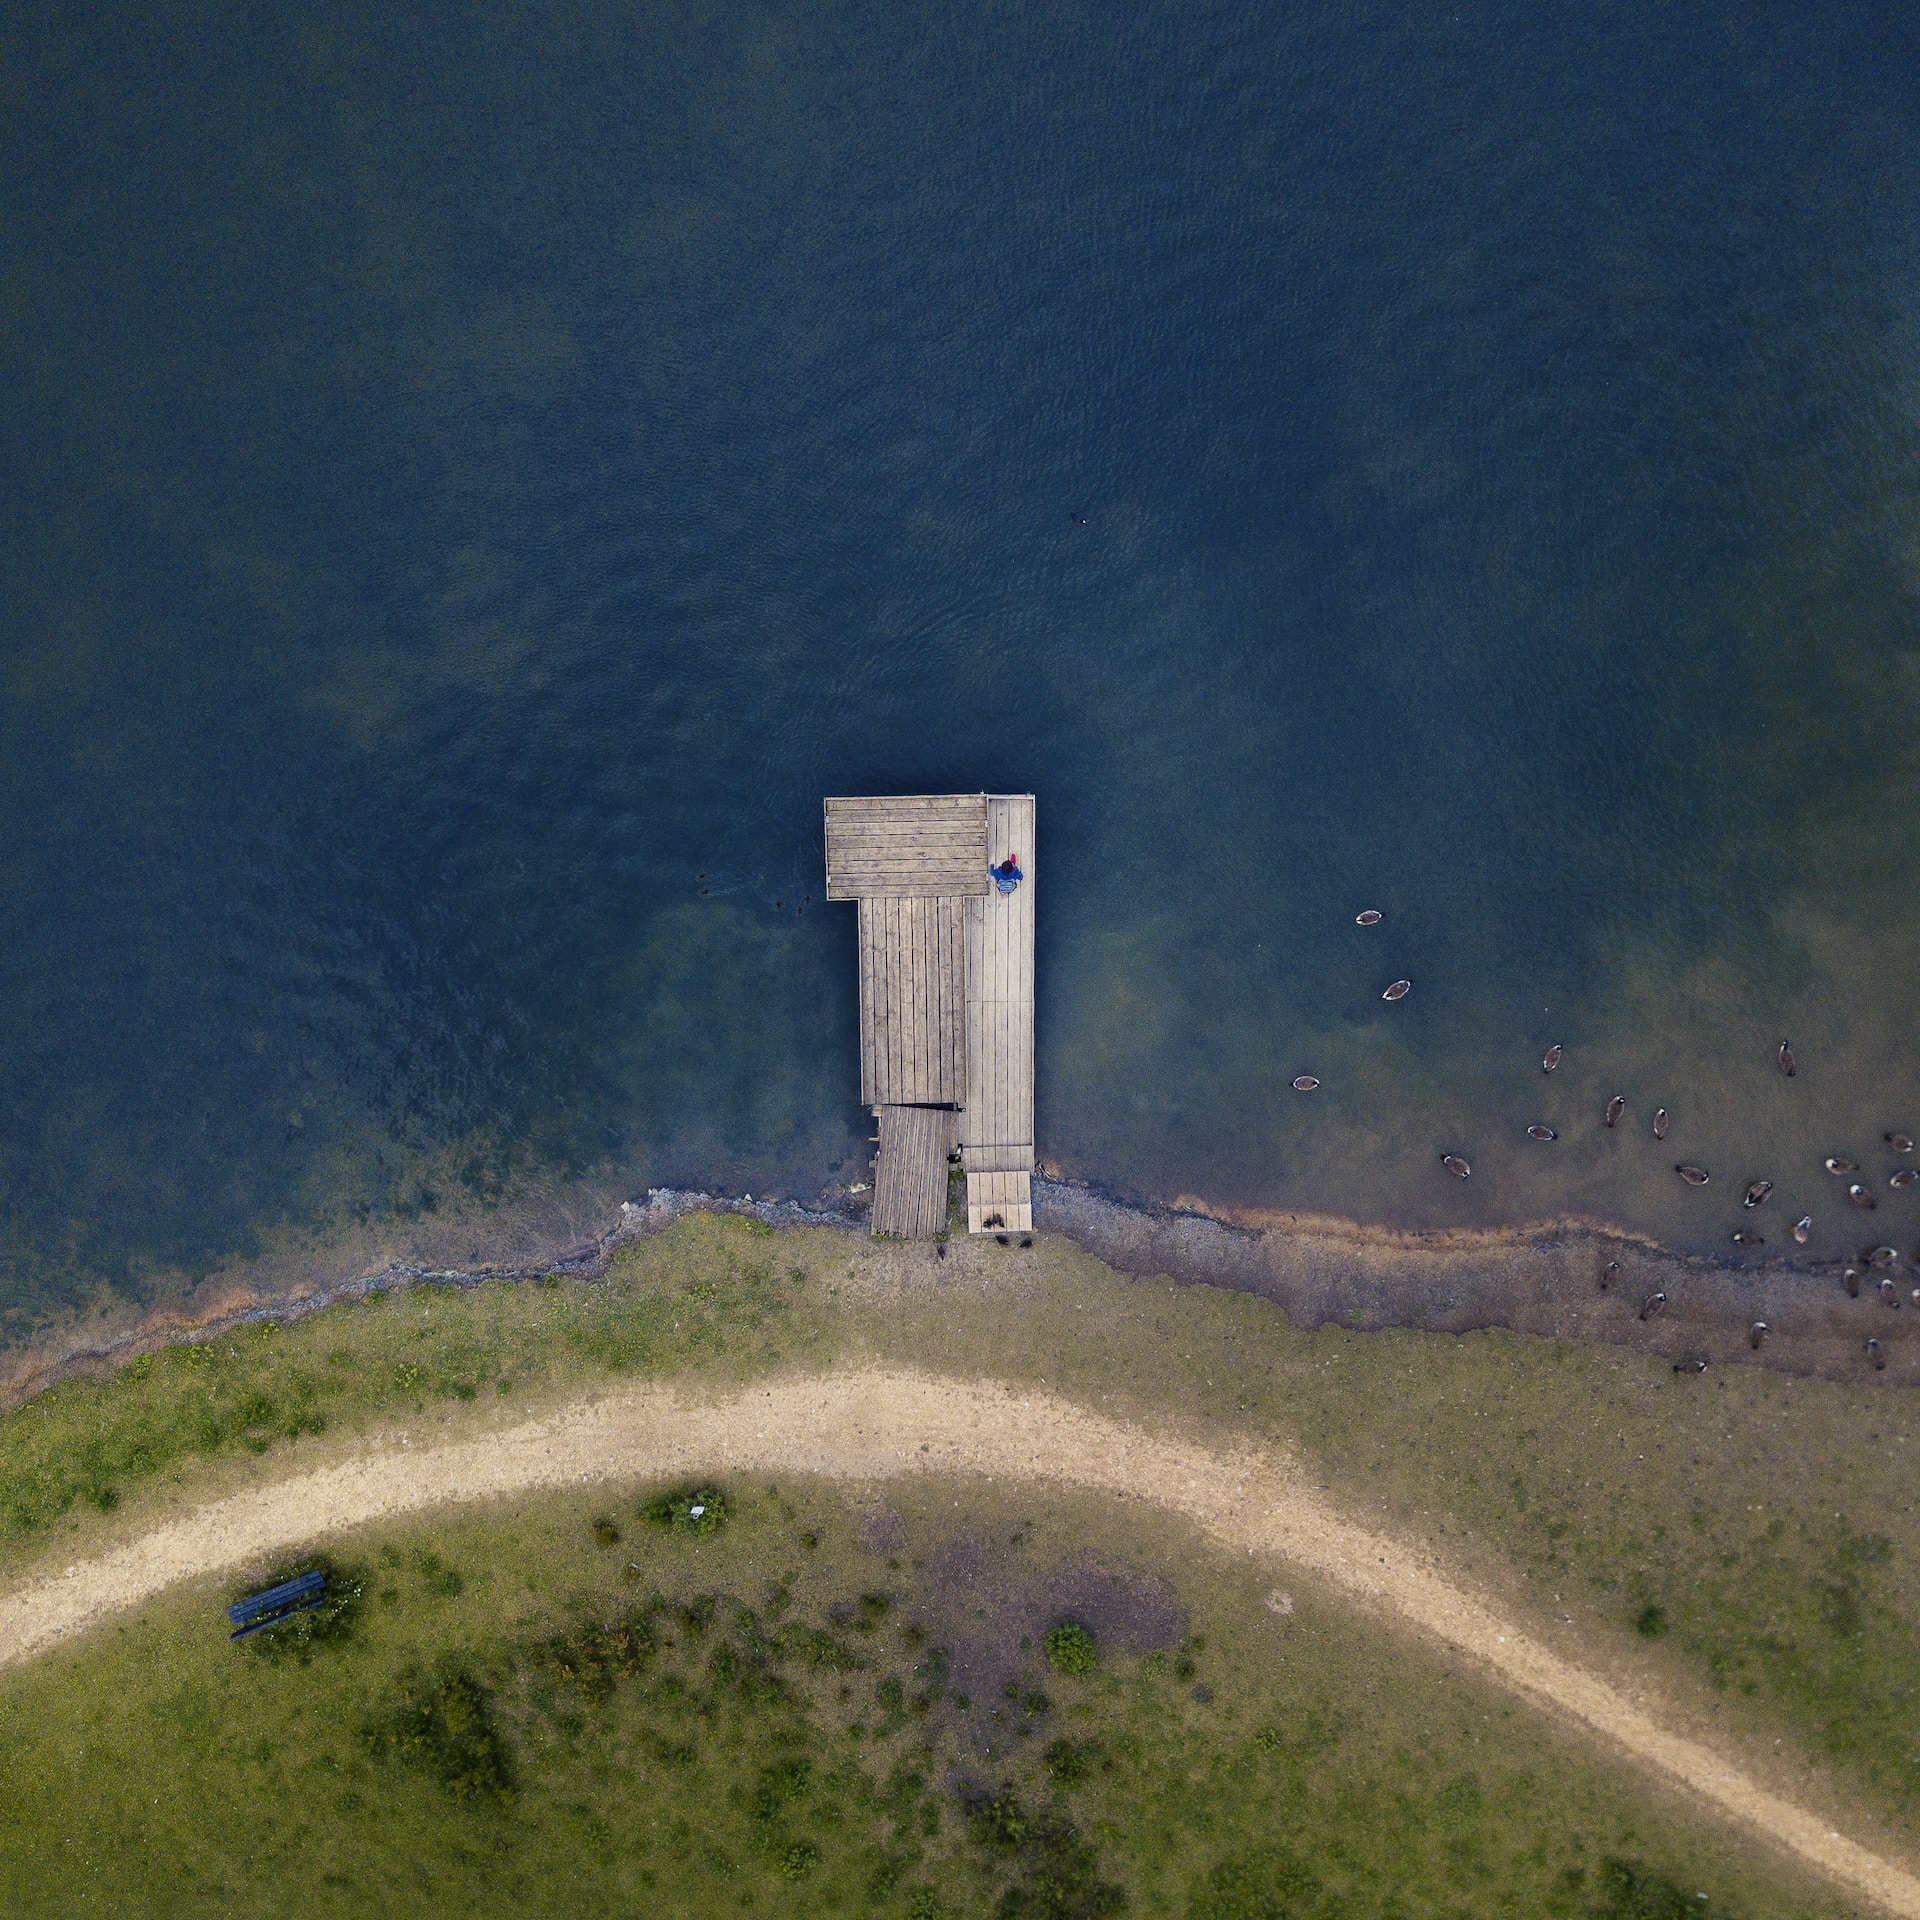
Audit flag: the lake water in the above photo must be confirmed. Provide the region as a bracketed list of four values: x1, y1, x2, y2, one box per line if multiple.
[4, 1, 1919, 1346]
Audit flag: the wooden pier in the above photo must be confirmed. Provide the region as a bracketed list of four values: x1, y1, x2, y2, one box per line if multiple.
[825, 792, 1035, 1237]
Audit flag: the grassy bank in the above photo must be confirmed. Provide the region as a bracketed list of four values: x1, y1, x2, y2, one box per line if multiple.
[3, 1211, 1917, 1848]
[0, 1473, 1847, 1919]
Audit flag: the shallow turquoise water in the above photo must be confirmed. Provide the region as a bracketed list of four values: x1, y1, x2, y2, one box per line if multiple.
[3, 1, 1919, 1339]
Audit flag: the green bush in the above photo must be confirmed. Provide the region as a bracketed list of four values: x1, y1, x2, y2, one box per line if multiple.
[1046, 1622, 1097, 1677]
[365, 1663, 514, 1802]
[234, 1555, 366, 1664]
[1597, 1857, 1726, 1919]
[642, 1486, 728, 1536]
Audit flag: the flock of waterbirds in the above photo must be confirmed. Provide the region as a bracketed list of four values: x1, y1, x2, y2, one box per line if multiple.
[1287, 909, 1915, 1370]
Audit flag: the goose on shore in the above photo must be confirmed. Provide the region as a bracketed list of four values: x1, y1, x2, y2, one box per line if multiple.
[1732, 1231, 1763, 1247]
[1674, 1354, 1708, 1374]
[1640, 1291, 1667, 1320]
[1441, 1154, 1472, 1179]
[1527, 1124, 1557, 1142]
[1600, 1260, 1619, 1289]
[1675, 1164, 1709, 1186]
[1845, 1267, 1862, 1297]
[1827, 1156, 1859, 1175]
[1291, 1075, 1320, 1092]
[1653, 1108, 1670, 1140]
[1750, 1321, 1769, 1349]
[1793, 1216, 1812, 1243]
[1880, 1277, 1900, 1305]
[1778, 1040, 1797, 1077]
[1744, 1179, 1773, 1208]
[1605, 1095, 1625, 1127]
[1382, 979, 1411, 1001]
[1865, 1245, 1899, 1267]
[1868, 1337, 1887, 1368]
[1542, 1044, 1562, 1073]
[1355, 909, 1382, 926]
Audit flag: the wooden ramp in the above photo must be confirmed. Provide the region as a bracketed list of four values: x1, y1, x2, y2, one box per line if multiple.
[870, 1104, 952, 1238]
[826, 791, 1035, 1238]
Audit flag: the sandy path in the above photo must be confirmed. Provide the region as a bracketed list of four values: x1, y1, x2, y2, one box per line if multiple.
[0, 1367, 1911, 1916]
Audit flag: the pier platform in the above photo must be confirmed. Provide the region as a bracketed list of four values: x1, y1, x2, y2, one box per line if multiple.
[824, 792, 1035, 1236]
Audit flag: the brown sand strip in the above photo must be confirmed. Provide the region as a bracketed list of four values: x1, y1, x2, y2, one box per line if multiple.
[0, 1368, 1911, 1916]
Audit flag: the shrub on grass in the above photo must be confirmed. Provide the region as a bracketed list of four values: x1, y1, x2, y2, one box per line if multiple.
[642, 1486, 728, 1536]
[1188, 1847, 1321, 1919]
[963, 1787, 1123, 1918]
[415, 1550, 464, 1597]
[1045, 1622, 1097, 1677]
[365, 1662, 514, 1802]
[1636, 1605, 1668, 1639]
[233, 1556, 367, 1663]
[1597, 1858, 1726, 1919]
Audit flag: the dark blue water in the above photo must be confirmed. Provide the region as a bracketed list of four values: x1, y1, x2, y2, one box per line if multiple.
[5, 1, 1920, 1344]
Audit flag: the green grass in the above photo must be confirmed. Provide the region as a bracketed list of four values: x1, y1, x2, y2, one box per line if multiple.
[0, 1477, 1850, 1918]
[5, 1212, 1919, 1840]
[0, 1214, 841, 1562]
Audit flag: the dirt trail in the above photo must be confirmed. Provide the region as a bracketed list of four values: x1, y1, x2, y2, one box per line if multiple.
[0, 1367, 1911, 1916]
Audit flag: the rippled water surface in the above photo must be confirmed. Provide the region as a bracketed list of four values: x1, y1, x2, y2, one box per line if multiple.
[4, 2, 1920, 1343]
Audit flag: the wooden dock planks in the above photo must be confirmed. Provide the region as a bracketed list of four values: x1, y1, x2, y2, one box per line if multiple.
[825, 794, 989, 900]
[960, 795, 1035, 1232]
[828, 790, 1033, 1238]
[870, 1104, 951, 1238]
[856, 896, 966, 1105]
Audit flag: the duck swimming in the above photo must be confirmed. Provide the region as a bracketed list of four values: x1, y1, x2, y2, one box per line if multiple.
[1653, 1108, 1670, 1140]
[1382, 979, 1411, 1001]
[1355, 909, 1382, 926]
[1743, 1179, 1773, 1208]
[1542, 1045, 1562, 1073]
[1778, 1040, 1797, 1077]
[1527, 1124, 1557, 1141]
[1826, 1156, 1859, 1175]
[1291, 1075, 1320, 1092]
[1793, 1216, 1812, 1243]
[1605, 1095, 1624, 1127]
[1675, 1164, 1709, 1186]
[1441, 1154, 1472, 1179]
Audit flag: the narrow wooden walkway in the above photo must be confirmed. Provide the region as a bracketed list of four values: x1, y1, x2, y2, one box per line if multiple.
[825, 791, 1035, 1237]
[959, 795, 1035, 1231]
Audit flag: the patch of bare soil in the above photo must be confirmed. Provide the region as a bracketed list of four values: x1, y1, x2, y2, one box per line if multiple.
[0, 1367, 1913, 1917]
[920, 1533, 1185, 1739]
